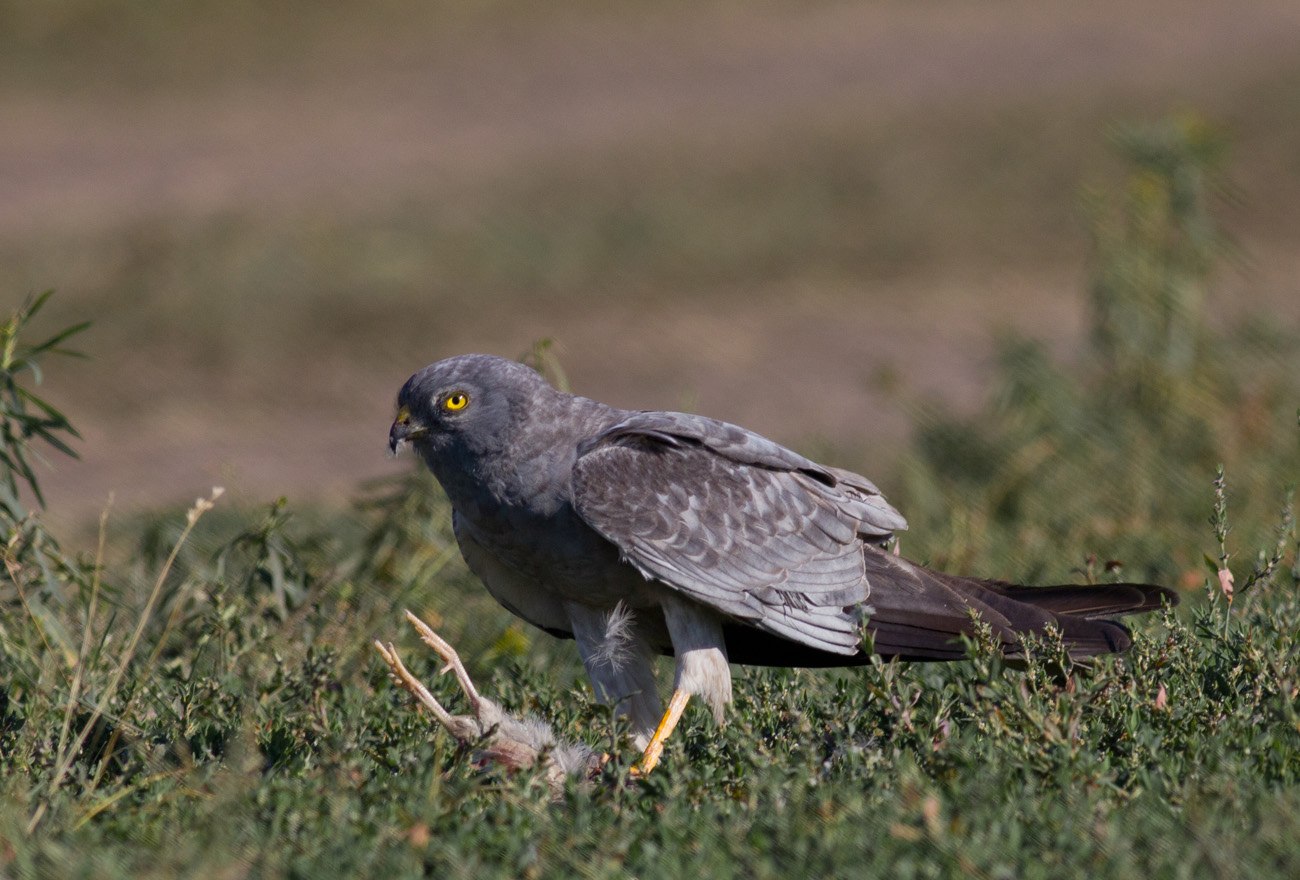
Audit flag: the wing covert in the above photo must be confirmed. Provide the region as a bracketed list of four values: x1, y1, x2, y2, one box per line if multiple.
[571, 414, 906, 654]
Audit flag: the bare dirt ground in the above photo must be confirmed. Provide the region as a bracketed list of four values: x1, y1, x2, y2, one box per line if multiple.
[5, 0, 1299, 530]
[7, 1, 1300, 237]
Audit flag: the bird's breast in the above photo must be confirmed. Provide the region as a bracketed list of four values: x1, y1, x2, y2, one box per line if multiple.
[452, 502, 657, 609]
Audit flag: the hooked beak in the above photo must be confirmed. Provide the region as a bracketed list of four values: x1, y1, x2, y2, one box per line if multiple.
[388, 405, 428, 455]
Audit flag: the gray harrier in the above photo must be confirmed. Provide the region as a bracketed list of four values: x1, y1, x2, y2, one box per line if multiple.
[388, 354, 1174, 772]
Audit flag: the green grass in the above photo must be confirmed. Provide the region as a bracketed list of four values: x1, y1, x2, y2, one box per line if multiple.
[2, 471, 1297, 878]
[3, 121, 1299, 878]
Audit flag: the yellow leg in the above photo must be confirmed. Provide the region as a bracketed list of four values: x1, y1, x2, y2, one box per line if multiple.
[634, 689, 691, 775]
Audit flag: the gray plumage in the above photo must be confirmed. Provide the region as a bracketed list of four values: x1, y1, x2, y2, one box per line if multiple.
[389, 354, 1176, 746]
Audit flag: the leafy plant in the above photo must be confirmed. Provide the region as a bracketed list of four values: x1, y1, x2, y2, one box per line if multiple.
[1086, 113, 1230, 403]
[0, 290, 88, 513]
[1, 292, 92, 683]
[903, 115, 1299, 582]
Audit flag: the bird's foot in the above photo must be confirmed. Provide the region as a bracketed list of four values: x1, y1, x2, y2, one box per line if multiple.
[375, 610, 604, 793]
[630, 688, 691, 777]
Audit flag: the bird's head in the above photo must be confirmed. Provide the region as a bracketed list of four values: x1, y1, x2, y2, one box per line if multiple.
[389, 354, 549, 460]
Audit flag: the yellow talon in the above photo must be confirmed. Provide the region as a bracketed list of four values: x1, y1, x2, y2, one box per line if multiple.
[633, 689, 691, 776]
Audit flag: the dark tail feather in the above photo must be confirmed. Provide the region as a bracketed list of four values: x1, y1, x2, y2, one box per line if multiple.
[720, 552, 1178, 667]
[936, 579, 1142, 660]
[989, 582, 1177, 618]
[1048, 613, 1133, 655]
[984, 580, 1176, 659]
[931, 570, 1176, 659]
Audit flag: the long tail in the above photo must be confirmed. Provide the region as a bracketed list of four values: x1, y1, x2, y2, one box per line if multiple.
[862, 551, 1177, 661]
[721, 549, 1178, 667]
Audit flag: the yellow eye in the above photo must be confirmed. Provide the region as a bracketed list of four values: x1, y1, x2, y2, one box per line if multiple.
[443, 392, 469, 411]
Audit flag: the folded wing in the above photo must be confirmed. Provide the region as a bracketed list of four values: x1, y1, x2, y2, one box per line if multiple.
[571, 412, 905, 654]
[572, 412, 1177, 665]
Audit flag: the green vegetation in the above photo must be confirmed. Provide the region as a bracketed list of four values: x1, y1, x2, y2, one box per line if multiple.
[902, 115, 1298, 584]
[2, 121, 1298, 878]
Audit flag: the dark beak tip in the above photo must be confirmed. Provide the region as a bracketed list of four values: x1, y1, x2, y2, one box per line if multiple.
[388, 421, 407, 456]
[389, 417, 430, 456]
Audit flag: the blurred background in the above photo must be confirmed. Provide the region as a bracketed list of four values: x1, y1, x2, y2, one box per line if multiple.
[4, 0, 1299, 535]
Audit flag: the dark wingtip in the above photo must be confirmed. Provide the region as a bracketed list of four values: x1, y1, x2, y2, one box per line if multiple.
[993, 581, 1179, 618]
[1143, 584, 1181, 610]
